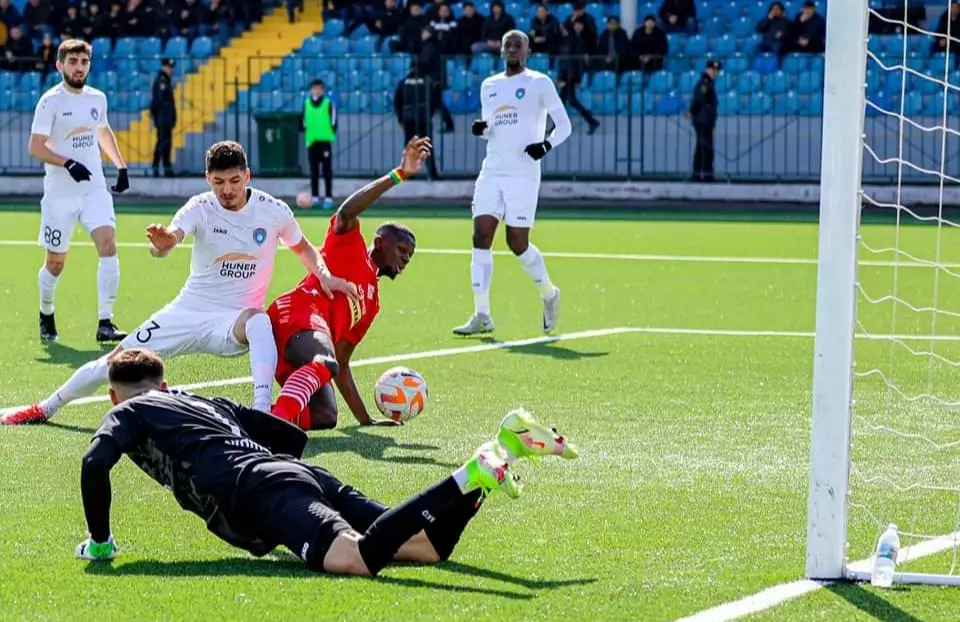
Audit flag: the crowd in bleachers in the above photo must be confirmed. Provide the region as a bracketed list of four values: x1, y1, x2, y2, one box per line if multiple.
[0, 0, 267, 72]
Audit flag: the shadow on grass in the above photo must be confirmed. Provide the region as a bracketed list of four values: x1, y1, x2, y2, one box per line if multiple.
[83, 557, 595, 600]
[35, 341, 112, 369]
[303, 425, 459, 468]
[825, 582, 924, 622]
[45, 421, 99, 435]
[452, 335, 609, 361]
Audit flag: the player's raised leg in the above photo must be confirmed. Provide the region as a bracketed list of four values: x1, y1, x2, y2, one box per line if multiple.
[270, 328, 340, 429]
[230, 308, 278, 414]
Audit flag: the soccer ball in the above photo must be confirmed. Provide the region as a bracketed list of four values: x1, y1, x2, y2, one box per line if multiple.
[373, 366, 428, 423]
[295, 192, 313, 209]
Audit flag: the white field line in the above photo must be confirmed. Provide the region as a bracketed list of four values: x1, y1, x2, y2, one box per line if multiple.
[0, 239, 956, 267]
[676, 531, 960, 622]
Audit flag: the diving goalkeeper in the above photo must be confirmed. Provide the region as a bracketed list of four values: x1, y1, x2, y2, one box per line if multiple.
[76, 349, 579, 575]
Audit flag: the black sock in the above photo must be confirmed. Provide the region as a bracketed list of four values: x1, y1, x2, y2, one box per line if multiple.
[357, 476, 462, 575]
[423, 489, 484, 561]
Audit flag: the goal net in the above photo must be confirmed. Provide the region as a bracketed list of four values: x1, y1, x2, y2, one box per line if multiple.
[807, 0, 960, 585]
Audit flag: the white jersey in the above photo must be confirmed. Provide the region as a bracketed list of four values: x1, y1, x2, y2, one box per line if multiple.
[168, 188, 303, 313]
[30, 84, 110, 197]
[478, 69, 565, 179]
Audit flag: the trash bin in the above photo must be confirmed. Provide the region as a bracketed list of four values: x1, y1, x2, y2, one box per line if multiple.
[255, 112, 301, 176]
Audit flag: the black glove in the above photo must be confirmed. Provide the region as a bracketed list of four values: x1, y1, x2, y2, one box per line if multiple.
[471, 119, 488, 137]
[524, 140, 552, 161]
[111, 168, 129, 193]
[64, 159, 92, 182]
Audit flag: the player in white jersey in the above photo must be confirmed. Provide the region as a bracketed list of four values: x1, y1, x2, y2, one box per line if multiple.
[452, 30, 572, 337]
[28, 39, 131, 344]
[2, 141, 358, 426]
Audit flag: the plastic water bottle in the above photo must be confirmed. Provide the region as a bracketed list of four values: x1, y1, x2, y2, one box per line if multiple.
[871, 524, 900, 588]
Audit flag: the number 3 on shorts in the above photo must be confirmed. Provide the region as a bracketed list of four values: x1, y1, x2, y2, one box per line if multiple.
[43, 226, 62, 248]
[135, 320, 160, 344]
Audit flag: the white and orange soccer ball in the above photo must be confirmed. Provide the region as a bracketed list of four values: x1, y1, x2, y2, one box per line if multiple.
[295, 192, 313, 209]
[373, 366, 428, 423]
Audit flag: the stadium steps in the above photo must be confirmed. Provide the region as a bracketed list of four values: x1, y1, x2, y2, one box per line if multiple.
[111, 5, 324, 167]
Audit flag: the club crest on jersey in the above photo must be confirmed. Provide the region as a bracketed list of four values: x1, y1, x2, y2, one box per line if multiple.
[515, 88, 525, 100]
[253, 228, 267, 246]
[91, 108, 99, 121]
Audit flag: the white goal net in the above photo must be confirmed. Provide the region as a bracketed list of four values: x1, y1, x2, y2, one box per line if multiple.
[807, 0, 960, 585]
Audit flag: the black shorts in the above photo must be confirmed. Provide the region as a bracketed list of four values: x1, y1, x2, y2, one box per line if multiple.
[241, 460, 388, 571]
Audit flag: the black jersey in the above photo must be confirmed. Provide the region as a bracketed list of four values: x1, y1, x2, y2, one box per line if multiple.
[91, 389, 308, 554]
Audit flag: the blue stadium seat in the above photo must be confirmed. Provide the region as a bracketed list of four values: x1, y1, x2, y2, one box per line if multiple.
[450, 69, 477, 92]
[774, 91, 800, 115]
[723, 55, 749, 74]
[191, 36, 215, 59]
[780, 55, 808, 73]
[866, 69, 885, 93]
[369, 70, 393, 92]
[163, 37, 188, 59]
[924, 91, 946, 116]
[646, 71, 674, 94]
[729, 16, 753, 38]
[653, 91, 684, 115]
[588, 92, 618, 115]
[282, 69, 307, 92]
[927, 54, 948, 75]
[739, 34, 762, 56]
[140, 37, 163, 57]
[744, 92, 773, 115]
[0, 88, 13, 111]
[323, 19, 345, 38]
[366, 91, 390, 114]
[0, 71, 17, 91]
[865, 91, 893, 116]
[15, 89, 38, 111]
[712, 36, 737, 59]
[351, 36, 378, 55]
[909, 33, 930, 55]
[748, 1, 769, 21]
[883, 35, 906, 59]
[91, 37, 112, 59]
[678, 70, 699, 93]
[552, 4, 573, 21]
[473, 55, 498, 76]
[257, 70, 281, 92]
[591, 71, 617, 92]
[343, 71, 363, 91]
[43, 72, 60, 89]
[719, 2, 743, 21]
[714, 72, 733, 92]
[234, 90, 251, 113]
[763, 70, 789, 94]
[19, 72, 41, 91]
[736, 71, 761, 94]
[300, 36, 323, 56]
[323, 38, 350, 56]
[348, 23, 370, 39]
[665, 57, 691, 73]
[903, 91, 924, 116]
[752, 53, 779, 75]
[445, 57, 466, 76]
[796, 70, 821, 94]
[114, 38, 136, 57]
[139, 55, 162, 74]
[700, 17, 725, 37]
[867, 36, 886, 58]
[115, 57, 138, 76]
[803, 92, 823, 115]
[683, 35, 708, 57]
[808, 55, 825, 73]
[307, 56, 333, 74]
[528, 53, 550, 73]
[384, 55, 410, 78]
[339, 91, 363, 113]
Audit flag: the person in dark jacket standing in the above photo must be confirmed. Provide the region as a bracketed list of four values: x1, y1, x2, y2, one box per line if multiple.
[150, 58, 176, 178]
[393, 66, 440, 179]
[301, 79, 337, 209]
[685, 60, 719, 182]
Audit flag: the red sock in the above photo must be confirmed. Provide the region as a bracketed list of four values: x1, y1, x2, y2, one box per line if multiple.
[271, 362, 331, 425]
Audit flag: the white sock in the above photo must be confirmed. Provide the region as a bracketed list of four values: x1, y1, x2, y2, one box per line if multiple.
[97, 256, 120, 320]
[245, 313, 278, 412]
[38, 266, 59, 315]
[39, 355, 110, 418]
[517, 244, 555, 299]
[471, 248, 493, 317]
[452, 465, 471, 493]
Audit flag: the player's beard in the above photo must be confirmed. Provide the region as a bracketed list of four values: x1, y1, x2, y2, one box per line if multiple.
[505, 59, 522, 71]
[62, 72, 87, 89]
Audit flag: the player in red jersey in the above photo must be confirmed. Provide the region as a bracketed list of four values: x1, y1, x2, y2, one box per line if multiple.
[267, 137, 429, 430]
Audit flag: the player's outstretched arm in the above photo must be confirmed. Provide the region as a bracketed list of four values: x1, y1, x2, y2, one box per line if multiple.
[332, 136, 431, 235]
[145, 224, 186, 258]
[334, 340, 400, 426]
[77, 437, 122, 560]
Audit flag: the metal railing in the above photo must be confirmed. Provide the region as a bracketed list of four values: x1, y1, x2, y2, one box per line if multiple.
[0, 53, 955, 183]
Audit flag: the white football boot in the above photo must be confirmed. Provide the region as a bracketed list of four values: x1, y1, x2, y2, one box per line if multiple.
[542, 287, 560, 333]
[452, 313, 496, 336]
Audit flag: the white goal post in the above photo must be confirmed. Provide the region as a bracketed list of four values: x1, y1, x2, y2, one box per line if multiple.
[807, 0, 960, 586]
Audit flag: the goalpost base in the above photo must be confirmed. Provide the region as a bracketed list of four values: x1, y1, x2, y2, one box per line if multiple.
[844, 569, 960, 587]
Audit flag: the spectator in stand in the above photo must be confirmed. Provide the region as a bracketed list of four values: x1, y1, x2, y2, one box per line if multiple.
[563, 2, 597, 55]
[60, 4, 86, 40]
[529, 4, 561, 57]
[430, 3, 458, 54]
[597, 16, 629, 77]
[658, 0, 695, 34]
[85, 3, 107, 40]
[471, 0, 514, 56]
[755, 2, 791, 58]
[630, 14, 667, 73]
[394, 65, 440, 179]
[22, 0, 51, 42]
[557, 20, 600, 135]
[391, 0, 428, 54]
[285, 0, 305, 24]
[231, 0, 263, 28]
[176, 0, 204, 40]
[456, 1, 484, 58]
[34, 30, 55, 75]
[791, 1, 825, 54]
[105, 2, 124, 41]
[346, 0, 401, 48]
[205, 0, 234, 44]
[2, 24, 33, 71]
[426, 0, 449, 21]
[0, 0, 22, 33]
[124, 0, 146, 37]
[146, 0, 176, 42]
[932, 3, 960, 62]
[417, 26, 455, 132]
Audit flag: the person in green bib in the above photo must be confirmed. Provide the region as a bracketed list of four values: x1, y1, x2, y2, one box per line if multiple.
[300, 79, 337, 209]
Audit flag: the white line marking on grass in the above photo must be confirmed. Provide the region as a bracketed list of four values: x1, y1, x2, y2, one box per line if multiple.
[676, 531, 960, 622]
[0, 239, 953, 268]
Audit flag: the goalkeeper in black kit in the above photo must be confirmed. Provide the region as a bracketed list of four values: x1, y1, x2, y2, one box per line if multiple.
[77, 349, 578, 575]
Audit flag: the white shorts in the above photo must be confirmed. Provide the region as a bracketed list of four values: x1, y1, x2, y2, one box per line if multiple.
[471, 175, 540, 228]
[38, 189, 115, 252]
[119, 303, 249, 359]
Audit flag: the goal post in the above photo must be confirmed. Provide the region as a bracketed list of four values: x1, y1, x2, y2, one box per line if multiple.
[805, 0, 869, 582]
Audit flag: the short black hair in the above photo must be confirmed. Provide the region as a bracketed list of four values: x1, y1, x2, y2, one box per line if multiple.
[108, 349, 165, 387]
[205, 140, 248, 173]
[57, 39, 92, 63]
[311, 79, 324, 87]
[376, 221, 416, 245]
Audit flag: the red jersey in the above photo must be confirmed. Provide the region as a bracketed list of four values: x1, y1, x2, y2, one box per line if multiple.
[296, 216, 380, 346]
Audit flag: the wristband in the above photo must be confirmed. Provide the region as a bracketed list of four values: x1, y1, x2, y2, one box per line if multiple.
[389, 168, 406, 185]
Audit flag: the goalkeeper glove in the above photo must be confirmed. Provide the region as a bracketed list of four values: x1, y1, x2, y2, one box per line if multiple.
[471, 120, 488, 137]
[111, 168, 129, 193]
[76, 535, 118, 561]
[64, 159, 92, 182]
[524, 141, 552, 161]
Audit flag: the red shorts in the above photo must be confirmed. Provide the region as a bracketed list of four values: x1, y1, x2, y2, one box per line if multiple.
[267, 289, 349, 386]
